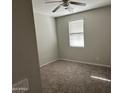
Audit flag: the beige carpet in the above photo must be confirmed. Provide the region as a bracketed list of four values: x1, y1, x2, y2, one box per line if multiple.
[40, 60, 111, 93]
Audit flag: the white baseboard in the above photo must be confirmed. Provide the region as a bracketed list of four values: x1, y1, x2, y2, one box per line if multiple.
[59, 58, 111, 68]
[40, 58, 59, 68]
[40, 58, 111, 68]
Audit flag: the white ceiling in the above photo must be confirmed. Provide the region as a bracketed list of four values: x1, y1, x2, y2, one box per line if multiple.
[32, 0, 111, 17]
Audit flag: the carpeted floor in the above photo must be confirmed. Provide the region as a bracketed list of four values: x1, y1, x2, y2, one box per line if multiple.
[40, 60, 111, 93]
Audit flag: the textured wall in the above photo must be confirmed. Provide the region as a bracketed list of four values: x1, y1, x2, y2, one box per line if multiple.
[12, 0, 42, 93]
[56, 6, 111, 66]
[34, 13, 58, 66]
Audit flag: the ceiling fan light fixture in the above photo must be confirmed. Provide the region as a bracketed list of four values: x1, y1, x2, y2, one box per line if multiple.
[64, 5, 73, 12]
[45, 0, 86, 13]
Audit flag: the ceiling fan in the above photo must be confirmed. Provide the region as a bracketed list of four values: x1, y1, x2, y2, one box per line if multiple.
[45, 0, 86, 12]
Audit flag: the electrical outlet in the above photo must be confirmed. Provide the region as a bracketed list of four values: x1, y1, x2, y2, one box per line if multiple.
[96, 57, 100, 61]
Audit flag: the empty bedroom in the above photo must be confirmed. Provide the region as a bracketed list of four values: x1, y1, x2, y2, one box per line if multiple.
[32, 0, 111, 93]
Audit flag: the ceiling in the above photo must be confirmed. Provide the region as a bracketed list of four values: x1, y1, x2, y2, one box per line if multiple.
[32, 0, 111, 17]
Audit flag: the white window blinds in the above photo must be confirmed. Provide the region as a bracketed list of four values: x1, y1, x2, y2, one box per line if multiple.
[69, 20, 84, 47]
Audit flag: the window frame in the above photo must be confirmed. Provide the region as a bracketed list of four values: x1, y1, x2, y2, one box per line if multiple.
[68, 19, 85, 48]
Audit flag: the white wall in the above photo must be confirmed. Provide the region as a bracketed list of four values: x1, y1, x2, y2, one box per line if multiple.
[33, 6, 111, 67]
[56, 6, 111, 66]
[34, 12, 58, 66]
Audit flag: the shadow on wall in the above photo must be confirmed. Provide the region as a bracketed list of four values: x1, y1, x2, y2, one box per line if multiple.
[12, 0, 42, 93]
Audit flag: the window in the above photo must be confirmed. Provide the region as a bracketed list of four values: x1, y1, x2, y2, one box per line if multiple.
[69, 20, 84, 47]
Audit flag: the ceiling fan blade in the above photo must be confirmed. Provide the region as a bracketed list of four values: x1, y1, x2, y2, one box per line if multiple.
[45, 1, 62, 3]
[69, 1, 86, 6]
[52, 4, 62, 12]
